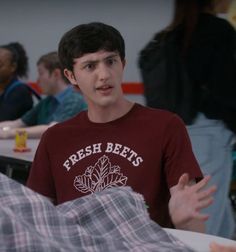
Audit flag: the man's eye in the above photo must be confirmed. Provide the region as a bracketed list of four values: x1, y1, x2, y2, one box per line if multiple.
[84, 64, 95, 71]
[107, 58, 116, 65]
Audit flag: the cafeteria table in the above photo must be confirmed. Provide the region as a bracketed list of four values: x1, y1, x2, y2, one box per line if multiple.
[164, 228, 236, 252]
[0, 139, 40, 178]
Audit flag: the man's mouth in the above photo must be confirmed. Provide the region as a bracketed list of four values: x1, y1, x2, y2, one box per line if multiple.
[96, 85, 112, 90]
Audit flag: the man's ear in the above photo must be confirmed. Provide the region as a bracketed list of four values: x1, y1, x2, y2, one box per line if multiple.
[53, 68, 62, 79]
[64, 69, 77, 85]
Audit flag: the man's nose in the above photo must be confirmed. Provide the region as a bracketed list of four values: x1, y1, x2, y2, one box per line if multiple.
[98, 64, 111, 81]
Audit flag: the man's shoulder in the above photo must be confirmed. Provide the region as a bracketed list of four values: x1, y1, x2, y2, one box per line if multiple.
[136, 104, 185, 130]
[64, 89, 83, 98]
[62, 90, 86, 105]
[136, 103, 178, 121]
[46, 111, 85, 133]
[4, 81, 32, 99]
[29, 96, 50, 111]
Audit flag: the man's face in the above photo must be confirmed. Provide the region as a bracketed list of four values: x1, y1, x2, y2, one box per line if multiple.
[65, 50, 125, 108]
[0, 48, 16, 84]
[37, 63, 57, 95]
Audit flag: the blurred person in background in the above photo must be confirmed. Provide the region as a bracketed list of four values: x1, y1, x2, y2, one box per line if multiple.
[139, 0, 236, 238]
[0, 42, 34, 121]
[0, 51, 87, 138]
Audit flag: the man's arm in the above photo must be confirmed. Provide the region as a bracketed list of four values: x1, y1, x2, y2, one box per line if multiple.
[0, 118, 25, 129]
[169, 173, 216, 233]
[0, 121, 57, 139]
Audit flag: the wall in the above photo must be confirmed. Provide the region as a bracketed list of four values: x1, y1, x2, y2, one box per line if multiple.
[0, 0, 173, 82]
[0, 0, 174, 104]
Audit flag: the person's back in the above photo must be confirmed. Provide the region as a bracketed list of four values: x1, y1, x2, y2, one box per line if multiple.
[179, 1, 236, 239]
[0, 42, 33, 121]
[139, 0, 236, 238]
[185, 12, 236, 124]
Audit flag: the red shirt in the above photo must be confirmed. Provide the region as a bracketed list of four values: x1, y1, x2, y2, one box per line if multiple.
[27, 103, 202, 227]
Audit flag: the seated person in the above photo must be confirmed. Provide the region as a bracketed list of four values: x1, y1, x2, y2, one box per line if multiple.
[0, 42, 34, 121]
[0, 51, 87, 138]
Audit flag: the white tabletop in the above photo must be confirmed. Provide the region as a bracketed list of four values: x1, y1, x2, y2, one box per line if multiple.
[0, 139, 40, 163]
[164, 228, 236, 252]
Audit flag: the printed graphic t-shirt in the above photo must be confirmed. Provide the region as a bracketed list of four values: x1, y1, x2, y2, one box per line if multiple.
[27, 103, 202, 227]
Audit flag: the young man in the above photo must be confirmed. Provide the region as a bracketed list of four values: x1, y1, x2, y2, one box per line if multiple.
[0, 51, 87, 138]
[27, 22, 216, 232]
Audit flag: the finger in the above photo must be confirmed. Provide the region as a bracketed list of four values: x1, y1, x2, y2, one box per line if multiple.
[195, 197, 214, 211]
[197, 185, 217, 201]
[192, 175, 211, 192]
[177, 173, 189, 189]
[191, 211, 210, 221]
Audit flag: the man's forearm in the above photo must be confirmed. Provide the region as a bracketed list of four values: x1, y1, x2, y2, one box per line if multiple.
[0, 124, 53, 139]
[173, 218, 205, 233]
[17, 125, 52, 138]
[0, 118, 25, 129]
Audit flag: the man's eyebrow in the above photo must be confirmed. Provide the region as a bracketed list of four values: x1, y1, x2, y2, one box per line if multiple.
[104, 53, 119, 59]
[80, 53, 119, 65]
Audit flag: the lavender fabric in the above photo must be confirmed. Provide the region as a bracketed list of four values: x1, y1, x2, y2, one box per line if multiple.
[0, 173, 194, 251]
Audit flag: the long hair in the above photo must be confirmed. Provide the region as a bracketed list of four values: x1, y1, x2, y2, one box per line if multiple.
[167, 0, 214, 55]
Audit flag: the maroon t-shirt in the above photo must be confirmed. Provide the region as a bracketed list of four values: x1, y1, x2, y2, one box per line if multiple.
[27, 103, 202, 227]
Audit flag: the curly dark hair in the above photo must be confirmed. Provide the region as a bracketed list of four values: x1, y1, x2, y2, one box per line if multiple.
[1, 42, 29, 78]
[58, 22, 125, 71]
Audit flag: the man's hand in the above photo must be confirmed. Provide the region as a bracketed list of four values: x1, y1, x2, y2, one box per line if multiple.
[169, 173, 216, 231]
[0, 127, 14, 139]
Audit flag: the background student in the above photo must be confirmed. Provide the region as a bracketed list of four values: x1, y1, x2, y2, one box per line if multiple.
[0, 51, 87, 138]
[0, 42, 34, 121]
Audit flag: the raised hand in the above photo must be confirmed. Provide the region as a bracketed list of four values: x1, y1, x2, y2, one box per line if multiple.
[169, 173, 217, 231]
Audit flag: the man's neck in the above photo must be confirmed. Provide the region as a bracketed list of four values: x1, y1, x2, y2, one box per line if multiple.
[87, 99, 134, 123]
[51, 81, 69, 96]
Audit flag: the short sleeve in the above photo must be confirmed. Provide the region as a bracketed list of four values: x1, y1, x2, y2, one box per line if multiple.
[26, 131, 56, 200]
[52, 93, 87, 122]
[162, 114, 203, 188]
[21, 102, 42, 126]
